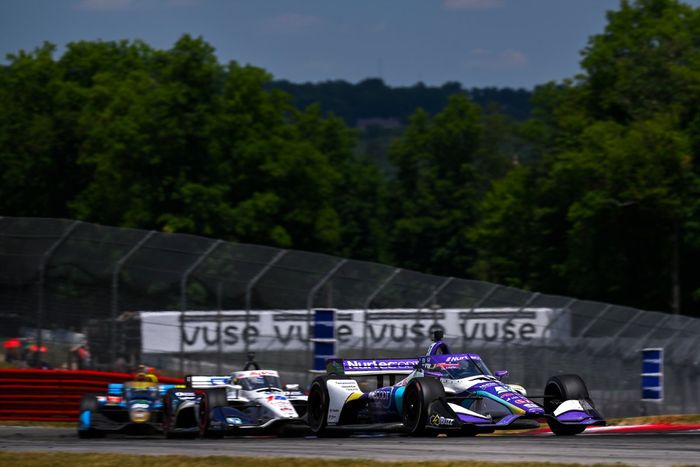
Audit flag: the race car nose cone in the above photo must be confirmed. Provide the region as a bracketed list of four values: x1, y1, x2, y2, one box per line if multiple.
[129, 409, 151, 423]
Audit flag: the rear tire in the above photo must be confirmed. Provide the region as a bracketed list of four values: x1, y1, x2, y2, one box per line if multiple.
[544, 374, 591, 436]
[402, 377, 445, 436]
[199, 388, 227, 438]
[307, 376, 351, 437]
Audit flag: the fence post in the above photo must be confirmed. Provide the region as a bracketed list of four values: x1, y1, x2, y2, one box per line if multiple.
[576, 304, 612, 338]
[530, 298, 577, 348]
[563, 303, 612, 364]
[660, 316, 694, 364]
[412, 277, 454, 353]
[623, 314, 672, 359]
[477, 291, 541, 352]
[306, 259, 347, 370]
[592, 309, 645, 357]
[35, 220, 81, 362]
[415, 277, 454, 311]
[362, 268, 401, 355]
[110, 231, 155, 367]
[178, 239, 222, 374]
[216, 282, 223, 375]
[244, 249, 288, 356]
[459, 284, 500, 352]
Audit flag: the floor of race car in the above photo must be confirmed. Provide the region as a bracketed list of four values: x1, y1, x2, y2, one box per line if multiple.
[1, 426, 699, 466]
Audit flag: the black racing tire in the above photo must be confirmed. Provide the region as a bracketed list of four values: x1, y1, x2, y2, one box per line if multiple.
[199, 388, 227, 439]
[163, 388, 176, 437]
[545, 374, 591, 436]
[77, 394, 104, 439]
[544, 374, 591, 414]
[402, 377, 445, 436]
[307, 375, 352, 437]
[551, 424, 586, 436]
[307, 376, 331, 436]
[163, 388, 198, 439]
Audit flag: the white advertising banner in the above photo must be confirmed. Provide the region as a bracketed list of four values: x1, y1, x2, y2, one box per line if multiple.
[140, 308, 568, 354]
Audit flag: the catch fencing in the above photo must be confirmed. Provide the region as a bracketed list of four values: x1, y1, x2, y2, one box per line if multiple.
[1, 217, 699, 418]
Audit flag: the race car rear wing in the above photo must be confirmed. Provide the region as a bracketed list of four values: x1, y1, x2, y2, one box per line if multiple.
[326, 358, 418, 377]
[185, 375, 231, 388]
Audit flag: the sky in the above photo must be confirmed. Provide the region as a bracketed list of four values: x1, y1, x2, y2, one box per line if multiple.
[2, 0, 700, 89]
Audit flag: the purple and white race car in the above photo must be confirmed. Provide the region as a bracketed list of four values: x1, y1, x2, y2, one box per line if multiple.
[307, 334, 605, 436]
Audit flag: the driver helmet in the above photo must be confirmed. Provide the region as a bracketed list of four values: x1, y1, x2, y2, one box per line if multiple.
[134, 364, 158, 383]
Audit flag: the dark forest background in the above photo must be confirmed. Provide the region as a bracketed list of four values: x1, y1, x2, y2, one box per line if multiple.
[2, 0, 700, 317]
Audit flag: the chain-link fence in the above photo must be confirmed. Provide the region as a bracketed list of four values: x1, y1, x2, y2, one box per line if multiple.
[1, 216, 699, 418]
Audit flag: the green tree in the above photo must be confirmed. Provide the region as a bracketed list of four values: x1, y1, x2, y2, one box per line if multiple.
[0, 35, 390, 258]
[471, 0, 700, 315]
[0, 43, 87, 217]
[388, 94, 510, 275]
[582, 0, 700, 122]
[70, 36, 225, 233]
[212, 65, 344, 251]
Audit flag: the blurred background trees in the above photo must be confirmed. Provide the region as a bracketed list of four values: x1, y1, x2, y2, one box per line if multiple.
[2, 0, 700, 316]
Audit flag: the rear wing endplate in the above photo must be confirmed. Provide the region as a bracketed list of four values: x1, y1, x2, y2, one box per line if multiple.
[185, 375, 231, 388]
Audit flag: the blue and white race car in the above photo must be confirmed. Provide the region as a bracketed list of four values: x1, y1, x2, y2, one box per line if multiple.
[162, 369, 308, 438]
[307, 336, 605, 436]
[78, 378, 179, 438]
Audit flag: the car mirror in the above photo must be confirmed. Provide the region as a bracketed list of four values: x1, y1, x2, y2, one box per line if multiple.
[284, 384, 300, 391]
[495, 370, 509, 380]
[227, 384, 242, 398]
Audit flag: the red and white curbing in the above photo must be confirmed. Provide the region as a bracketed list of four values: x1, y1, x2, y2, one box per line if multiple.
[529, 423, 700, 435]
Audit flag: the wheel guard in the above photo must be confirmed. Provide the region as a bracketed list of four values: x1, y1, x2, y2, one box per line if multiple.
[207, 406, 257, 430]
[424, 398, 605, 431]
[549, 399, 606, 428]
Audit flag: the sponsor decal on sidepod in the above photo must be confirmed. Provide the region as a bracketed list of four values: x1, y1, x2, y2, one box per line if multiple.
[344, 359, 418, 371]
[430, 413, 455, 426]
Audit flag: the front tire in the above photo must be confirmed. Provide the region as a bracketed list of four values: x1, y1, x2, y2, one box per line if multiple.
[544, 374, 591, 414]
[544, 374, 591, 436]
[163, 389, 176, 438]
[402, 377, 445, 436]
[550, 424, 586, 436]
[163, 389, 198, 439]
[199, 388, 227, 438]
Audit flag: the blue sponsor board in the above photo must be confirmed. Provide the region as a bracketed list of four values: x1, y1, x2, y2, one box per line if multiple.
[641, 348, 663, 401]
[312, 309, 336, 372]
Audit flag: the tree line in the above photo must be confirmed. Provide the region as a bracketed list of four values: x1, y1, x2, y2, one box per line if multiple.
[270, 79, 533, 124]
[2, 0, 699, 317]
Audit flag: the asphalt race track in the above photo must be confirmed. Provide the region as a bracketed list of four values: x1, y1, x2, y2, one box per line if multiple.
[1, 426, 699, 466]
